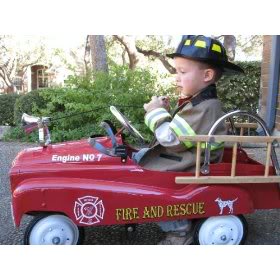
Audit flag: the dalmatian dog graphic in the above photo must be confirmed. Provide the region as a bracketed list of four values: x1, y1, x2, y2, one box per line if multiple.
[215, 197, 238, 215]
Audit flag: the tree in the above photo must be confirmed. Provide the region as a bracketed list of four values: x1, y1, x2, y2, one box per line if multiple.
[84, 35, 91, 74]
[0, 35, 46, 93]
[112, 35, 176, 73]
[236, 35, 263, 60]
[0, 36, 18, 93]
[113, 35, 141, 70]
[89, 35, 108, 72]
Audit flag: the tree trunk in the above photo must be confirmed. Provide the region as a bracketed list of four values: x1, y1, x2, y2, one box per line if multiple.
[0, 66, 17, 93]
[84, 35, 91, 74]
[223, 35, 236, 61]
[89, 35, 108, 72]
[6, 85, 17, 93]
[114, 35, 140, 70]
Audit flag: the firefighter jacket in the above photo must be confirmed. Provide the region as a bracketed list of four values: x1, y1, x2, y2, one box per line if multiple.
[139, 84, 227, 171]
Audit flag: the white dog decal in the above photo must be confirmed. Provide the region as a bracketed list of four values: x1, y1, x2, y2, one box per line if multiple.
[215, 197, 238, 215]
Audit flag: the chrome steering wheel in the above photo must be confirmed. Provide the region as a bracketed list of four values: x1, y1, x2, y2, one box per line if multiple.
[110, 106, 145, 143]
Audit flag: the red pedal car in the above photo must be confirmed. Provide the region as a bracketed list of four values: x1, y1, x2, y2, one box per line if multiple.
[9, 106, 280, 245]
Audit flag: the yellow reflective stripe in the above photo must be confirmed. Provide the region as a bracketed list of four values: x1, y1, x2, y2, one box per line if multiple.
[170, 115, 225, 150]
[184, 39, 191, 46]
[212, 43, 222, 53]
[170, 115, 196, 148]
[201, 142, 224, 151]
[170, 122, 194, 148]
[195, 40, 206, 48]
[145, 108, 171, 132]
[173, 115, 196, 136]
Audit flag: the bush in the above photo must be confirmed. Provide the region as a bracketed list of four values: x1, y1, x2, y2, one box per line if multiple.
[7, 65, 173, 143]
[14, 90, 46, 124]
[0, 94, 20, 125]
[217, 61, 261, 113]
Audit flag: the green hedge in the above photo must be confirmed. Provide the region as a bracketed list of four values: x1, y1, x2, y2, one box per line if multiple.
[5, 62, 261, 143]
[14, 90, 46, 123]
[217, 61, 261, 113]
[7, 65, 172, 142]
[0, 94, 20, 125]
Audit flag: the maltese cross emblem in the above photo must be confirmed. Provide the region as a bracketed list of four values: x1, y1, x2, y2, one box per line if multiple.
[74, 196, 105, 225]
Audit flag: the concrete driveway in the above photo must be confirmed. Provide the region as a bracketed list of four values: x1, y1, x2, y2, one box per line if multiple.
[0, 141, 279, 245]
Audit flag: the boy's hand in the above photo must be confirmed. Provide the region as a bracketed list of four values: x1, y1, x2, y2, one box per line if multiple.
[144, 96, 170, 113]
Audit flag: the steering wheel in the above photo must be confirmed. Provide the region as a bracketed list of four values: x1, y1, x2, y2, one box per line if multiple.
[110, 106, 145, 143]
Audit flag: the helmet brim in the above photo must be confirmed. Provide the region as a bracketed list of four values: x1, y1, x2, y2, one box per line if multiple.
[167, 53, 245, 75]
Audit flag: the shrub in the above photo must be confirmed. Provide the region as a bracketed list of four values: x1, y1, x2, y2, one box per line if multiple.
[7, 65, 173, 143]
[0, 94, 20, 126]
[14, 90, 46, 124]
[217, 61, 261, 113]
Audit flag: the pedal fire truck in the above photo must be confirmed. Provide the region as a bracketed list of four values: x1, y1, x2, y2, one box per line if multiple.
[9, 106, 280, 245]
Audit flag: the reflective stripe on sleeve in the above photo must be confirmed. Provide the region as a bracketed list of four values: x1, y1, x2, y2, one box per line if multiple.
[145, 108, 171, 132]
[170, 115, 196, 148]
[170, 115, 224, 150]
[201, 141, 224, 151]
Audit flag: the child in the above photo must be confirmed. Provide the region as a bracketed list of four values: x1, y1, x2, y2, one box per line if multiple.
[139, 35, 244, 171]
[138, 35, 244, 244]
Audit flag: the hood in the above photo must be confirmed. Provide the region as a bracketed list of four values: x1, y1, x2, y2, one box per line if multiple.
[10, 137, 118, 172]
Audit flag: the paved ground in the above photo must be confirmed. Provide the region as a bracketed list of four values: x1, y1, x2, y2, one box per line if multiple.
[0, 141, 279, 245]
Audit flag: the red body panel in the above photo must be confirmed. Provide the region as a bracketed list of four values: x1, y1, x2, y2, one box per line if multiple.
[9, 137, 280, 227]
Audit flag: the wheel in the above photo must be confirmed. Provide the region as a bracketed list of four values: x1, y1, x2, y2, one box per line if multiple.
[24, 214, 84, 245]
[193, 215, 248, 245]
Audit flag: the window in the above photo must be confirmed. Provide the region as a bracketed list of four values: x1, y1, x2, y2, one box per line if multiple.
[13, 76, 23, 92]
[37, 68, 49, 88]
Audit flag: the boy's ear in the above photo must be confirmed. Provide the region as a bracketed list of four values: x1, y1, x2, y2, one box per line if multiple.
[204, 69, 215, 82]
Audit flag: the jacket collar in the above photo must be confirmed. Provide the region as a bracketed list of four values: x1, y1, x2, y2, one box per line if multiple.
[177, 84, 217, 107]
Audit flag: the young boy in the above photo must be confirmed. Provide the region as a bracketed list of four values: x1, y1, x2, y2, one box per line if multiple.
[138, 35, 244, 244]
[139, 35, 244, 172]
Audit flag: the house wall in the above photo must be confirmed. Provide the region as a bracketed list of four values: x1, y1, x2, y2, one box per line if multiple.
[260, 35, 280, 132]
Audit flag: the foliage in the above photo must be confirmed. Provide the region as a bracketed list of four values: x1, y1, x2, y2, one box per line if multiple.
[235, 35, 263, 60]
[0, 36, 49, 91]
[6, 61, 261, 143]
[7, 65, 173, 143]
[14, 90, 46, 123]
[106, 35, 175, 69]
[217, 61, 261, 113]
[0, 94, 19, 125]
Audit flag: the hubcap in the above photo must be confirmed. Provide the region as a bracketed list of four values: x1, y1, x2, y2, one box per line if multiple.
[29, 215, 80, 245]
[52, 237, 61, 245]
[198, 216, 244, 245]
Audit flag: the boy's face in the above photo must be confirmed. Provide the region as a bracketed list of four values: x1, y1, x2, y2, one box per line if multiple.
[174, 57, 212, 97]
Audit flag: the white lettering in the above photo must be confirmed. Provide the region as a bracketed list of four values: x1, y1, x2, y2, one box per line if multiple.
[51, 154, 103, 163]
[51, 154, 80, 163]
[83, 154, 95, 161]
[52, 155, 58, 161]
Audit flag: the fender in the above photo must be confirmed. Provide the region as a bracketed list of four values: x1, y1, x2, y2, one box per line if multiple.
[11, 178, 255, 227]
[11, 177, 165, 227]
